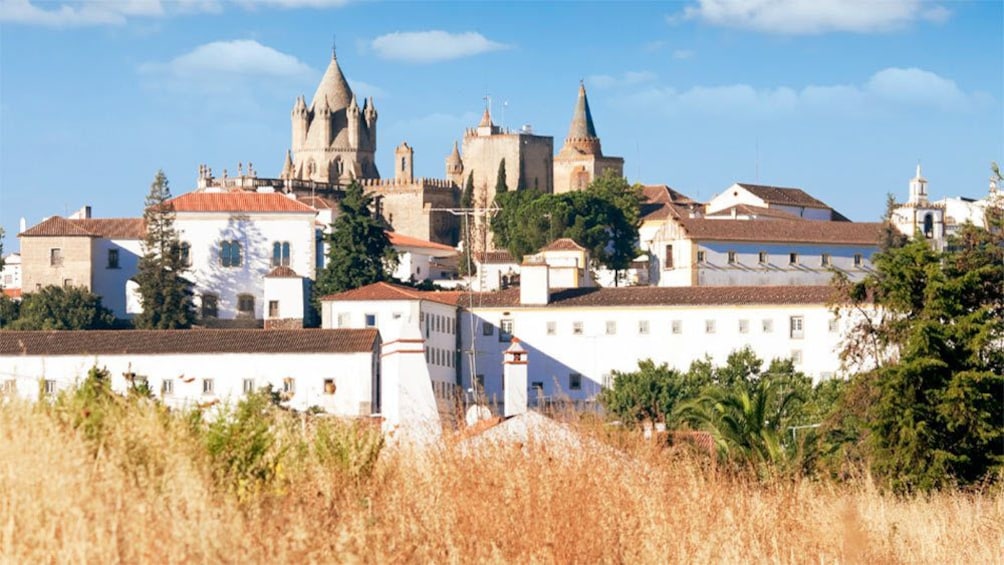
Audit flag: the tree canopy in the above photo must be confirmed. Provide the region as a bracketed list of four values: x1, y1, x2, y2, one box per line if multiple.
[133, 171, 195, 329]
[6, 285, 114, 330]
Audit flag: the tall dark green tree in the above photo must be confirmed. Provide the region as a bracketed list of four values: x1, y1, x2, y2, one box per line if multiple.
[315, 181, 398, 301]
[461, 172, 475, 208]
[133, 170, 195, 329]
[458, 173, 477, 277]
[495, 159, 507, 194]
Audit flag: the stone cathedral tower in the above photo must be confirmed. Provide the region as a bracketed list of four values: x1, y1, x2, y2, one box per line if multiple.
[283, 50, 379, 183]
[552, 83, 623, 193]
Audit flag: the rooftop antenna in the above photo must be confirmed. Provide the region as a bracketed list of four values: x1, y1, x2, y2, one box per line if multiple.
[483, 91, 492, 122]
[502, 100, 508, 131]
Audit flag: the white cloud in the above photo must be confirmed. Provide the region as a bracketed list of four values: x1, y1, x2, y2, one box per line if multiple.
[349, 80, 388, 100]
[643, 40, 667, 52]
[140, 40, 312, 80]
[371, 31, 510, 63]
[0, 0, 340, 27]
[588, 71, 657, 89]
[622, 67, 984, 118]
[237, 0, 350, 6]
[679, 0, 950, 35]
[672, 49, 695, 60]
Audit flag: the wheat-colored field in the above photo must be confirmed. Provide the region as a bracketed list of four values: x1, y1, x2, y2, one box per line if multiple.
[0, 399, 1000, 564]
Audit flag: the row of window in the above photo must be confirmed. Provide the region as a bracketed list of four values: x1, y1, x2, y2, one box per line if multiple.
[199, 293, 256, 318]
[15, 376, 339, 398]
[487, 316, 837, 339]
[664, 245, 866, 269]
[426, 346, 455, 368]
[422, 311, 455, 336]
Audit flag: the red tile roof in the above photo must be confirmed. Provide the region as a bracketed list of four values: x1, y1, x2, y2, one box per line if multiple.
[703, 204, 804, 221]
[541, 238, 586, 252]
[735, 183, 832, 210]
[0, 329, 378, 356]
[266, 266, 300, 278]
[299, 195, 336, 210]
[19, 216, 145, 239]
[641, 185, 700, 222]
[321, 281, 463, 307]
[473, 250, 517, 264]
[679, 218, 882, 245]
[464, 285, 840, 309]
[387, 232, 457, 254]
[3, 288, 21, 299]
[168, 192, 317, 214]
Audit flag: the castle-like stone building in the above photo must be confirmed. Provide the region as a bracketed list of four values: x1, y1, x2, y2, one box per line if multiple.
[553, 83, 624, 193]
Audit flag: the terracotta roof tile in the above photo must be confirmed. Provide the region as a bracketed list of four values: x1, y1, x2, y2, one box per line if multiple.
[387, 232, 457, 254]
[680, 218, 882, 245]
[735, 183, 831, 209]
[0, 329, 379, 356]
[541, 238, 586, 252]
[463, 285, 839, 309]
[169, 192, 317, 214]
[703, 204, 804, 221]
[473, 250, 516, 264]
[266, 266, 300, 278]
[641, 185, 699, 222]
[19, 216, 144, 239]
[321, 281, 463, 307]
[299, 195, 336, 210]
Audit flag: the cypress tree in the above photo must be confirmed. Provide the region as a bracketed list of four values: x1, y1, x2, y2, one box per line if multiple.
[495, 159, 507, 194]
[133, 170, 195, 329]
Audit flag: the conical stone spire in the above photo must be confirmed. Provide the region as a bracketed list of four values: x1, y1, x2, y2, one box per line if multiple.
[567, 82, 598, 140]
[447, 141, 462, 164]
[311, 51, 353, 112]
[478, 107, 492, 127]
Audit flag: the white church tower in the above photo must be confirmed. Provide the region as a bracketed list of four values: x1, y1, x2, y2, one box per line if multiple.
[892, 164, 945, 248]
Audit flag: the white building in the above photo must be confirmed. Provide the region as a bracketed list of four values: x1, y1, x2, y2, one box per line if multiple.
[387, 231, 459, 283]
[706, 182, 851, 221]
[470, 250, 520, 291]
[2, 252, 21, 296]
[891, 165, 1002, 247]
[0, 329, 381, 416]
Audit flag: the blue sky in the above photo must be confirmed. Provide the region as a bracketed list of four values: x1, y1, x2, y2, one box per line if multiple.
[1, 0, 1001, 249]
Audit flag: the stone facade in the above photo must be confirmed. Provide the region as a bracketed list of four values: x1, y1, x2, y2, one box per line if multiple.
[20, 235, 93, 292]
[553, 84, 623, 194]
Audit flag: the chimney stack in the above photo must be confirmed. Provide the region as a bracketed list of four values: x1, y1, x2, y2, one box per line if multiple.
[519, 260, 550, 305]
[503, 338, 528, 417]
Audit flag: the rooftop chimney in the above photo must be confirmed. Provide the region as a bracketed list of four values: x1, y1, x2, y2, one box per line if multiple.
[69, 206, 91, 220]
[519, 261, 550, 305]
[503, 338, 528, 417]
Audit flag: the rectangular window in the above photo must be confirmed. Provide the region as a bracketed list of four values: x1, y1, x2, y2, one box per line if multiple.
[107, 248, 119, 269]
[179, 242, 191, 267]
[202, 379, 214, 395]
[546, 321, 556, 336]
[569, 373, 582, 391]
[854, 254, 863, 268]
[762, 319, 774, 333]
[161, 379, 174, 395]
[758, 251, 768, 264]
[821, 253, 832, 267]
[323, 378, 336, 395]
[364, 313, 377, 328]
[790, 316, 804, 339]
[828, 318, 839, 333]
[638, 320, 650, 335]
[63, 278, 73, 288]
[237, 294, 255, 317]
[474, 374, 485, 390]
[337, 312, 351, 328]
[283, 378, 295, 395]
[671, 320, 682, 334]
[705, 320, 716, 334]
[49, 248, 62, 267]
[789, 252, 799, 265]
[482, 321, 494, 336]
[791, 350, 803, 365]
[272, 241, 291, 267]
[696, 250, 707, 263]
[221, 241, 242, 268]
[739, 319, 749, 334]
[243, 378, 255, 394]
[499, 318, 514, 342]
[727, 251, 737, 264]
[572, 321, 583, 335]
[1, 380, 15, 395]
[44, 380, 57, 396]
[268, 300, 279, 318]
[606, 320, 617, 335]
[664, 245, 674, 269]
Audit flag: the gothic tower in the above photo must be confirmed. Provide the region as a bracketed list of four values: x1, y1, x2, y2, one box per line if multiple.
[553, 82, 624, 193]
[287, 50, 379, 183]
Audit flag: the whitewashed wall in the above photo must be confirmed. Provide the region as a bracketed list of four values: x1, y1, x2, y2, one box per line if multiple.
[91, 237, 143, 318]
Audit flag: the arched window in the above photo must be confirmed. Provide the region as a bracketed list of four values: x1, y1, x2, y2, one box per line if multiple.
[272, 241, 291, 267]
[221, 241, 242, 267]
[923, 213, 934, 238]
[401, 156, 406, 171]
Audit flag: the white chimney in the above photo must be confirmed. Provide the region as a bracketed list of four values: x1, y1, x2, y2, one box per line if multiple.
[503, 338, 528, 417]
[69, 205, 91, 219]
[519, 261, 550, 305]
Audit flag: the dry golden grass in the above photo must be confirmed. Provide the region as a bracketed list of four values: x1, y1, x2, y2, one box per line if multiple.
[0, 399, 1001, 564]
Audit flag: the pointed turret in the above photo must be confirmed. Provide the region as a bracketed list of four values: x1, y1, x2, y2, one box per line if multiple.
[281, 150, 294, 180]
[478, 107, 492, 128]
[311, 51, 353, 112]
[561, 82, 601, 156]
[909, 163, 928, 204]
[445, 140, 463, 185]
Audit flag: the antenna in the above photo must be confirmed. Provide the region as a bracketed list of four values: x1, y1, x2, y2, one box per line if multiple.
[502, 100, 508, 131]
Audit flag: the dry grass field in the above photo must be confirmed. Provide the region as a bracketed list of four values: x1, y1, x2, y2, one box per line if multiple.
[1, 397, 1001, 564]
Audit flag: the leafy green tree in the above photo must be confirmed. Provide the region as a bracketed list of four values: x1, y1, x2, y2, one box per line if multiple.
[0, 295, 19, 328]
[10, 285, 114, 330]
[134, 170, 195, 329]
[461, 172, 475, 208]
[495, 158, 507, 194]
[599, 360, 697, 426]
[315, 181, 398, 302]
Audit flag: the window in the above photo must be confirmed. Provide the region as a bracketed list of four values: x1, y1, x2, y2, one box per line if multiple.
[789, 252, 799, 265]
[821, 253, 832, 267]
[482, 321, 494, 336]
[853, 254, 863, 268]
[739, 319, 749, 334]
[268, 300, 279, 318]
[243, 379, 255, 394]
[568, 373, 582, 391]
[202, 379, 214, 395]
[107, 248, 119, 269]
[572, 321, 583, 335]
[178, 242, 191, 267]
[365, 313, 377, 328]
[923, 213, 934, 238]
[499, 318, 514, 342]
[283, 378, 295, 395]
[63, 278, 73, 288]
[727, 251, 737, 264]
[2, 380, 16, 395]
[705, 320, 716, 334]
[758, 251, 768, 264]
[221, 240, 242, 268]
[44, 380, 57, 396]
[161, 379, 174, 395]
[531, 381, 544, 397]
[638, 320, 650, 335]
[546, 321, 556, 336]
[200, 297, 218, 319]
[664, 245, 674, 269]
[762, 319, 774, 333]
[790, 316, 804, 339]
[606, 321, 617, 335]
[237, 294, 255, 317]
[336, 312, 351, 328]
[324, 379, 336, 395]
[828, 318, 839, 333]
[696, 250, 707, 263]
[791, 350, 803, 365]
[49, 248, 63, 266]
[671, 320, 682, 334]
[272, 241, 291, 267]
[474, 374, 485, 390]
